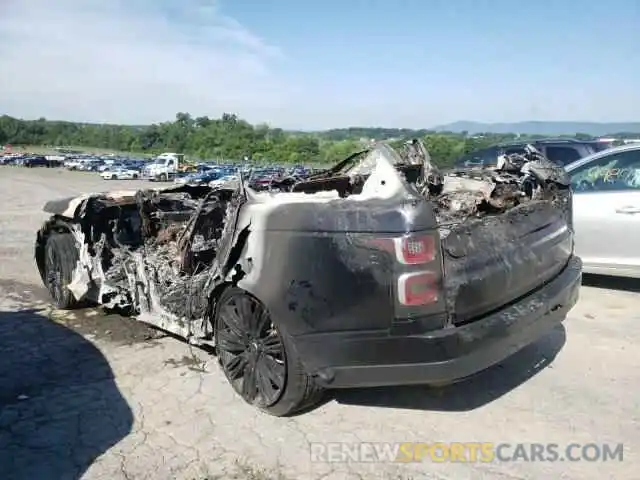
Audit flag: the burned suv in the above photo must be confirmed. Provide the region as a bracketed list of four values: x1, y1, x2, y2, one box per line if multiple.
[36, 141, 581, 416]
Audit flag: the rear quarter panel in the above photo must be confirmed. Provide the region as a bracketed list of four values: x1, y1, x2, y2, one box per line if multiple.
[234, 196, 439, 336]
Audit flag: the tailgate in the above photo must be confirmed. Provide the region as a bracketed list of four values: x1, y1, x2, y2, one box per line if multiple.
[441, 201, 573, 325]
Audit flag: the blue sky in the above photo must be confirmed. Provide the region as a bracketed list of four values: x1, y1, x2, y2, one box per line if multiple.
[0, 0, 638, 129]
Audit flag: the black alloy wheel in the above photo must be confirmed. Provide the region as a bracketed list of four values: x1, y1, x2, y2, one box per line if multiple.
[215, 289, 286, 408]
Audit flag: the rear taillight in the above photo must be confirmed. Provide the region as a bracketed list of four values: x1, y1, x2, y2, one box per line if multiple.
[398, 272, 439, 306]
[398, 234, 439, 306]
[399, 235, 436, 264]
[365, 235, 436, 264]
[362, 233, 440, 307]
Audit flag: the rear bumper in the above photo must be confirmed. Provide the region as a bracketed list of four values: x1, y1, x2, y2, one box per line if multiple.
[294, 255, 582, 388]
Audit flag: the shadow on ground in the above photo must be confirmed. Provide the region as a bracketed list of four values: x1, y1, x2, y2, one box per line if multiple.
[0, 309, 133, 480]
[582, 273, 640, 293]
[332, 325, 565, 412]
[0, 278, 160, 345]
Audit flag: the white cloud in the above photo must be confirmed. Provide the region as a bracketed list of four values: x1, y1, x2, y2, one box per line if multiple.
[0, 0, 288, 124]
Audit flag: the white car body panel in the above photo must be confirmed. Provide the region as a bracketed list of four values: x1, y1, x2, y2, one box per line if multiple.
[100, 169, 139, 180]
[566, 144, 640, 278]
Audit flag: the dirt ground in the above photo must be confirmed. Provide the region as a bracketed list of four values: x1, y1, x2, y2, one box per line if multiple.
[0, 166, 638, 480]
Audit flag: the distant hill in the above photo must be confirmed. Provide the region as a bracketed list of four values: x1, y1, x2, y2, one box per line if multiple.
[431, 121, 640, 136]
[295, 127, 434, 141]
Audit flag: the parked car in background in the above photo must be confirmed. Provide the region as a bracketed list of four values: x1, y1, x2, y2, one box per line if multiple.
[173, 170, 223, 185]
[565, 143, 640, 278]
[67, 157, 86, 169]
[81, 159, 105, 171]
[23, 156, 49, 167]
[100, 167, 140, 180]
[194, 163, 215, 173]
[64, 158, 82, 170]
[286, 165, 311, 178]
[247, 168, 285, 191]
[456, 138, 611, 168]
[208, 174, 238, 189]
[69, 157, 101, 171]
[0, 153, 24, 165]
[98, 162, 119, 172]
[126, 160, 147, 171]
[44, 155, 66, 167]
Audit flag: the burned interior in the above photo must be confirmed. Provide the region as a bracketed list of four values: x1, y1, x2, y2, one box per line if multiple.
[35, 184, 248, 339]
[36, 140, 571, 341]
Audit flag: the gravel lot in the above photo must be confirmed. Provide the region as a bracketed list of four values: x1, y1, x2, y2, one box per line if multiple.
[0, 167, 638, 480]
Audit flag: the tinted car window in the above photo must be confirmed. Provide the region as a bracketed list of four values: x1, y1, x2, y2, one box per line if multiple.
[570, 149, 640, 192]
[544, 146, 582, 166]
[455, 146, 499, 167]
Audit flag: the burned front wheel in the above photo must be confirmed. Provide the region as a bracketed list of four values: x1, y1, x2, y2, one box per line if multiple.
[214, 287, 323, 416]
[44, 232, 81, 309]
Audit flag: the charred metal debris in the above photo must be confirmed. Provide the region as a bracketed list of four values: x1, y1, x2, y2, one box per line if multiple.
[426, 144, 571, 228]
[36, 183, 252, 343]
[35, 141, 570, 343]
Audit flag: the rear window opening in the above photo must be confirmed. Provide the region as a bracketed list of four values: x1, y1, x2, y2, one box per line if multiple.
[543, 146, 582, 166]
[590, 141, 616, 152]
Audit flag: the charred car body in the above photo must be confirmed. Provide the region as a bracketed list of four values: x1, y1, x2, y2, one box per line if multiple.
[35, 141, 581, 416]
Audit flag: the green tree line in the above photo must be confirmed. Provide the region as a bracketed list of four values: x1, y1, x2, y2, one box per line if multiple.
[0, 112, 627, 167]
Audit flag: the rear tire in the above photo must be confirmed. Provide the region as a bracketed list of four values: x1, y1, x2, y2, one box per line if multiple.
[214, 287, 323, 416]
[44, 232, 82, 309]
[111, 174, 118, 180]
[160, 173, 168, 181]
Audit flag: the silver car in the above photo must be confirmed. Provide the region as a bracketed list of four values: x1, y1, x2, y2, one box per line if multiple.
[566, 143, 640, 278]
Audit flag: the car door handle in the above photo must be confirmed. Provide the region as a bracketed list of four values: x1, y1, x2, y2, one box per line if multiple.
[615, 206, 640, 214]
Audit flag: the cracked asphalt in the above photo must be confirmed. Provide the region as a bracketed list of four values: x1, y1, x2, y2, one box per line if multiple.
[0, 167, 638, 480]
